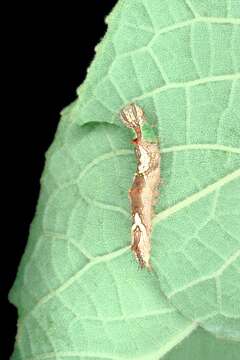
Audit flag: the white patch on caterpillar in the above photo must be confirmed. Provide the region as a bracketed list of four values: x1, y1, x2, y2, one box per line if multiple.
[137, 145, 151, 174]
[131, 213, 151, 268]
[119, 103, 161, 270]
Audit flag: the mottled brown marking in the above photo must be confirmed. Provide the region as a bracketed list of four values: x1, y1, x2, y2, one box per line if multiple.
[119, 103, 161, 269]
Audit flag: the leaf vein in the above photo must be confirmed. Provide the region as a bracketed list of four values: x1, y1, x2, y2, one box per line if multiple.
[154, 168, 240, 224]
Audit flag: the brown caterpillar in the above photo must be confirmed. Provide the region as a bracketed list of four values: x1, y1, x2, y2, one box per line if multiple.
[119, 103, 160, 269]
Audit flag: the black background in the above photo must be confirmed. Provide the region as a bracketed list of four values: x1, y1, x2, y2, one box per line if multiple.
[3, 1, 117, 358]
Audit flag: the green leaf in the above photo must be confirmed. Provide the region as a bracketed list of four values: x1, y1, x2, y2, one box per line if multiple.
[10, 0, 240, 359]
[163, 327, 240, 360]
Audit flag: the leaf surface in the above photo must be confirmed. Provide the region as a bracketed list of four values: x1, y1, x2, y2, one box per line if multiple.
[10, 0, 240, 359]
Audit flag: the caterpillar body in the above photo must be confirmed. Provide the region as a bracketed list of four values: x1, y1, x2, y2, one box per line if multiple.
[120, 103, 160, 269]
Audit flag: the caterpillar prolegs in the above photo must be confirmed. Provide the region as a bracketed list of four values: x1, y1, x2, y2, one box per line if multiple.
[119, 104, 160, 270]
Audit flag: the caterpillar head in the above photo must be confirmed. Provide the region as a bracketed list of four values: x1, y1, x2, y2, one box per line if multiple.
[120, 103, 146, 129]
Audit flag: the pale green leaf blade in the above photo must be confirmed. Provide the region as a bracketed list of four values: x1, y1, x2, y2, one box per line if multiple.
[163, 327, 240, 360]
[73, 0, 240, 339]
[10, 123, 195, 360]
[10, 0, 240, 359]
